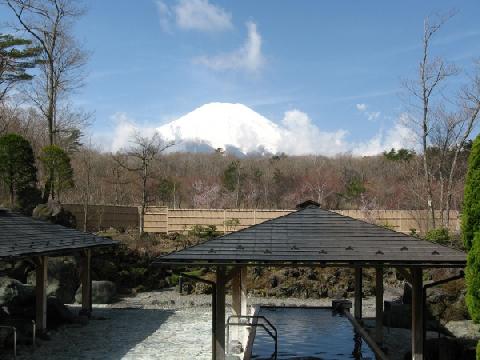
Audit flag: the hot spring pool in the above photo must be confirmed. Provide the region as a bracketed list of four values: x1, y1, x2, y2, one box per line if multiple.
[250, 307, 375, 360]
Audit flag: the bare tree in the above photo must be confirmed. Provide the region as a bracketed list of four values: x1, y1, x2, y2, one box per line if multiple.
[403, 12, 458, 228]
[437, 63, 480, 226]
[114, 132, 173, 235]
[3, 0, 88, 146]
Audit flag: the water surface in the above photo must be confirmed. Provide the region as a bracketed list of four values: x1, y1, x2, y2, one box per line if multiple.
[251, 307, 375, 360]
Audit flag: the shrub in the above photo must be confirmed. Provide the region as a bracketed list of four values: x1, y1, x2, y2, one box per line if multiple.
[188, 224, 219, 238]
[425, 228, 450, 245]
[466, 232, 480, 323]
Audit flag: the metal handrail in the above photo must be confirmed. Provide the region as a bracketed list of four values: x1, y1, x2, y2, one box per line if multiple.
[226, 315, 277, 359]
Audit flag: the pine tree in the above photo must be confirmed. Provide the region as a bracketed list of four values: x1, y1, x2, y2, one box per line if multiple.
[0, 133, 37, 206]
[0, 34, 41, 101]
[39, 145, 74, 201]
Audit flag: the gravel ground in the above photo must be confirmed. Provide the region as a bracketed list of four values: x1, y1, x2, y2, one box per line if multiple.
[10, 286, 412, 360]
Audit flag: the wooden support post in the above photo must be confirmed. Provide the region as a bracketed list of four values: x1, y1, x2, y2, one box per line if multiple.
[240, 266, 247, 317]
[232, 268, 241, 317]
[215, 266, 226, 360]
[411, 268, 424, 360]
[354, 267, 363, 320]
[35, 256, 48, 332]
[80, 249, 92, 316]
[376, 267, 384, 345]
[211, 284, 217, 360]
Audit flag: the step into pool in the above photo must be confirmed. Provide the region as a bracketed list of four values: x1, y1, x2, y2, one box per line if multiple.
[250, 307, 375, 360]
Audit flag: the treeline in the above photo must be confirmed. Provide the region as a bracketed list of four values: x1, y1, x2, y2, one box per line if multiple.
[0, 107, 470, 218]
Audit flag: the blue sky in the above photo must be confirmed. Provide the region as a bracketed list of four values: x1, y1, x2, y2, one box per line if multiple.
[2, 0, 480, 153]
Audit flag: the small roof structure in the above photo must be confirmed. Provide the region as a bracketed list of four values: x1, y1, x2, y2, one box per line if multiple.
[157, 204, 466, 267]
[0, 209, 117, 260]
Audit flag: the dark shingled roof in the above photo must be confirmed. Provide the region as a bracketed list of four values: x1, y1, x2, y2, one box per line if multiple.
[156, 205, 466, 267]
[0, 209, 117, 259]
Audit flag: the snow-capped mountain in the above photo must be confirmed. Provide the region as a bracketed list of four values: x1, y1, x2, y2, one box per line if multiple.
[157, 103, 282, 154]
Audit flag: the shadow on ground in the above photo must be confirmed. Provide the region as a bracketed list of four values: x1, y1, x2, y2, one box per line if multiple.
[10, 308, 175, 360]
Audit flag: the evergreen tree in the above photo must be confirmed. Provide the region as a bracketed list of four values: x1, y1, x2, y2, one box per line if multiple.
[0, 133, 37, 206]
[466, 232, 480, 322]
[0, 34, 41, 101]
[39, 145, 74, 201]
[462, 135, 480, 250]
[464, 135, 480, 328]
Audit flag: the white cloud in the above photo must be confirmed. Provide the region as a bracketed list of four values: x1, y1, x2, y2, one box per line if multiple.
[155, 0, 232, 32]
[106, 113, 160, 153]
[155, 1, 173, 32]
[352, 121, 416, 156]
[175, 0, 232, 31]
[278, 110, 348, 156]
[356, 103, 367, 112]
[356, 103, 381, 122]
[195, 21, 264, 72]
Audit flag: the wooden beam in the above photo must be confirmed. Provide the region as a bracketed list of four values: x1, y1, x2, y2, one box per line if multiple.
[79, 249, 92, 316]
[411, 268, 424, 360]
[354, 267, 363, 320]
[35, 256, 48, 332]
[376, 267, 383, 345]
[215, 266, 226, 360]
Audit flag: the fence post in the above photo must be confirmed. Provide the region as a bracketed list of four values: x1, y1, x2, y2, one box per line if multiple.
[166, 206, 169, 234]
[223, 210, 226, 234]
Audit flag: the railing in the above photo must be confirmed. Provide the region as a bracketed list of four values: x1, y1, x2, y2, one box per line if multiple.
[226, 315, 277, 359]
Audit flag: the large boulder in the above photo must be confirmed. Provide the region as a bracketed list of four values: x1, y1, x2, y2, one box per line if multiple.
[27, 258, 79, 304]
[46, 297, 74, 329]
[32, 200, 76, 228]
[0, 277, 35, 307]
[76, 280, 117, 304]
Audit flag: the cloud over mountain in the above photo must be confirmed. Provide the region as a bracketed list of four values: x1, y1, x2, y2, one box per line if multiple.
[100, 102, 414, 156]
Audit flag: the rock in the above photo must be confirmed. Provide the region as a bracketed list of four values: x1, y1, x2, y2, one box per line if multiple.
[383, 302, 412, 329]
[32, 200, 76, 228]
[228, 340, 243, 354]
[47, 297, 74, 329]
[443, 293, 469, 322]
[425, 337, 476, 360]
[403, 282, 412, 304]
[307, 269, 317, 280]
[27, 258, 79, 304]
[444, 320, 480, 340]
[10, 260, 35, 283]
[179, 282, 193, 295]
[75, 280, 117, 304]
[269, 276, 279, 288]
[0, 277, 35, 306]
[195, 282, 212, 295]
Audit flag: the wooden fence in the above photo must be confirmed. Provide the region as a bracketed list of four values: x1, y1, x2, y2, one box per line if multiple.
[144, 207, 460, 235]
[64, 204, 460, 235]
[63, 204, 139, 231]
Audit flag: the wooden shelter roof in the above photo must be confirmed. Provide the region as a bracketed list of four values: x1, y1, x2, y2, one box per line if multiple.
[0, 209, 117, 259]
[156, 205, 466, 267]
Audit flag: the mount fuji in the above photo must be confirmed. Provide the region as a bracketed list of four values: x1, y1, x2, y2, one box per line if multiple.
[157, 103, 284, 155]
